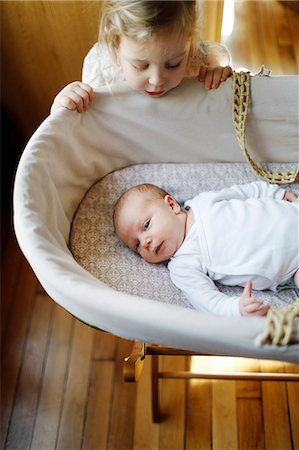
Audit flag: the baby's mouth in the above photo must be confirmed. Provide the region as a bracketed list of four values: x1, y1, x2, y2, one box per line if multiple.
[155, 241, 163, 254]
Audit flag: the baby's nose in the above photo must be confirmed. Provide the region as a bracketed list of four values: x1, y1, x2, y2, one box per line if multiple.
[142, 236, 152, 249]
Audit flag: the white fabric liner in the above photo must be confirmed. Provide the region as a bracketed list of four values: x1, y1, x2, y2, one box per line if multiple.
[70, 162, 299, 312]
[14, 76, 299, 362]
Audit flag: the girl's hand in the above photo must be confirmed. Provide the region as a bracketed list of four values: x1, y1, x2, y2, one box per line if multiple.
[283, 191, 298, 202]
[239, 279, 270, 317]
[198, 65, 232, 90]
[50, 81, 94, 114]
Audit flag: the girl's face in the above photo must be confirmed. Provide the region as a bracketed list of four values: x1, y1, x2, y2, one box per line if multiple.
[118, 27, 191, 98]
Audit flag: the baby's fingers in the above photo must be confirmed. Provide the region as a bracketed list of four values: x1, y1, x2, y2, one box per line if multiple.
[244, 299, 264, 313]
[242, 279, 253, 299]
[245, 300, 270, 316]
[283, 191, 298, 202]
[254, 305, 270, 316]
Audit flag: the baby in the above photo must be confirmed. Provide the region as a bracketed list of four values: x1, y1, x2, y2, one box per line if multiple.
[113, 181, 299, 317]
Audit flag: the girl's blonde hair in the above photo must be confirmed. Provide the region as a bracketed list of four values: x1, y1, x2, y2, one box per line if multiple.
[99, 0, 202, 72]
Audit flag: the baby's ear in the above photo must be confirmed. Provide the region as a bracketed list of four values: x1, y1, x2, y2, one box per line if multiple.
[164, 195, 181, 213]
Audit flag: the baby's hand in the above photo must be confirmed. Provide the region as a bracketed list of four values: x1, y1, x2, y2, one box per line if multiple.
[198, 65, 232, 90]
[239, 279, 270, 317]
[283, 191, 298, 202]
[50, 81, 94, 114]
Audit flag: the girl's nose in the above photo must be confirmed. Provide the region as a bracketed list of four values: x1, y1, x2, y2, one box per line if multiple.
[148, 69, 165, 88]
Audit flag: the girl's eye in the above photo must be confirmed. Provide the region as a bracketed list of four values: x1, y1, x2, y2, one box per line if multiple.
[144, 220, 150, 230]
[166, 61, 182, 69]
[132, 64, 149, 71]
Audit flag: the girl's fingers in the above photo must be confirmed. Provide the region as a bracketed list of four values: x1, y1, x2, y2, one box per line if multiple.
[204, 69, 214, 89]
[62, 92, 84, 112]
[79, 82, 95, 99]
[198, 66, 233, 89]
[221, 66, 233, 81]
[211, 67, 223, 89]
[72, 86, 92, 111]
[198, 66, 207, 82]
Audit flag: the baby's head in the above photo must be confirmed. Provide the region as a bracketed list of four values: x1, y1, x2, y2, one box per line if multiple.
[99, 1, 201, 97]
[113, 183, 187, 264]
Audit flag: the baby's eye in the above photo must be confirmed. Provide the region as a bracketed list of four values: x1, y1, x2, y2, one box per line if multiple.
[144, 220, 150, 230]
[135, 241, 140, 252]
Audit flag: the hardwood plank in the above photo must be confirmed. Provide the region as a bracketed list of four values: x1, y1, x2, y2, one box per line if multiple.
[185, 356, 212, 450]
[272, 0, 292, 46]
[56, 318, 94, 450]
[30, 304, 73, 450]
[82, 360, 115, 450]
[246, 1, 267, 73]
[272, 0, 297, 74]
[1, 1, 101, 138]
[223, 1, 252, 70]
[235, 358, 261, 399]
[256, 1, 284, 74]
[158, 356, 186, 450]
[260, 360, 292, 450]
[133, 356, 159, 450]
[237, 398, 264, 450]
[285, 5, 299, 71]
[201, 1, 224, 43]
[211, 357, 238, 450]
[4, 294, 53, 450]
[1, 231, 23, 341]
[278, 44, 297, 74]
[107, 337, 136, 450]
[285, 363, 299, 450]
[1, 258, 37, 449]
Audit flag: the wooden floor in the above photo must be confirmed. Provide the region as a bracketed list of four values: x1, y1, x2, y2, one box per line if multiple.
[1, 1, 299, 449]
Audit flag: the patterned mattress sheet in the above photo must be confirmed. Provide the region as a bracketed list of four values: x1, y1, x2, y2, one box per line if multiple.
[70, 163, 299, 310]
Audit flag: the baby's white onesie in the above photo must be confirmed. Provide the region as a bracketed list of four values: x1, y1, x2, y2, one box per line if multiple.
[168, 181, 299, 316]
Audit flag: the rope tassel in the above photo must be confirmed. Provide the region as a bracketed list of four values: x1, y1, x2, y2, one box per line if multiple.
[232, 71, 299, 184]
[258, 299, 299, 346]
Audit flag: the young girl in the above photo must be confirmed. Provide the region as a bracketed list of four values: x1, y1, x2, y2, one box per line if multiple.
[51, 0, 232, 113]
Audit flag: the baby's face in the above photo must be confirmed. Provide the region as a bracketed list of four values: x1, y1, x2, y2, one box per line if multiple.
[118, 26, 190, 98]
[115, 191, 186, 263]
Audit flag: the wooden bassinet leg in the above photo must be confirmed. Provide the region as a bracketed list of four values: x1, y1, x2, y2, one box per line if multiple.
[124, 342, 299, 424]
[123, 341, 145, 382]
[151, 354, 161, 423]
[123, 341, 162, 422]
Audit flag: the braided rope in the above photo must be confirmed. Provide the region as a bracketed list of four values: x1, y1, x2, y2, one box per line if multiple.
[232, 71, 299, 184]
[259, 299, 299, 346]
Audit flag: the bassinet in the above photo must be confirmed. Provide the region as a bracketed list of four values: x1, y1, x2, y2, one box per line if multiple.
[13, 75, 299, 364]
